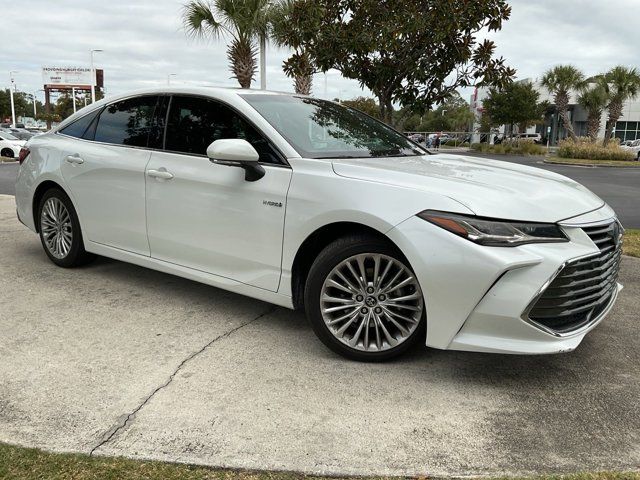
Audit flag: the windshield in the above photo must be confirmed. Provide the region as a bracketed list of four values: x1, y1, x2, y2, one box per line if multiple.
[0, 131, 19, 141]
[240, 94, 425, 159]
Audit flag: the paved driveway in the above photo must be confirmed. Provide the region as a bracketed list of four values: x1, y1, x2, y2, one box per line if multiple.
[2, 155, 639, 227]
[441, 152, 640, 228]
[0, 194, 638, 476]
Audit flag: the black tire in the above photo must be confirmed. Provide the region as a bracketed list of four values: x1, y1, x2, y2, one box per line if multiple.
[37, 188, 95, 268]
[1, 148, 14, 158]
[304, 234, 425, 362]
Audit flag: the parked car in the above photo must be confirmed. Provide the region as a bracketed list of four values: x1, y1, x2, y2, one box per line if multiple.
[406, 133, 425, 143]
[516, 133, 543, 144]
[621, 139, 640, 160]
[15, 87, 623, 361]
[1, 128, 35, 141]
[0, 131, 26, 158]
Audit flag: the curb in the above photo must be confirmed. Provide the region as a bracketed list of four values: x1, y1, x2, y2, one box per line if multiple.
[0, 159, 18, 164]
[543, 159, 640, 168]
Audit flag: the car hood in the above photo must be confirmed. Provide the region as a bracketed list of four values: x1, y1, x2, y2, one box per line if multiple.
[331, 154, 605, 223]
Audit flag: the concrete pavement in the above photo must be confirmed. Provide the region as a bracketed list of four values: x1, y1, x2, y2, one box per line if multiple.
[0, 194, 639, 476]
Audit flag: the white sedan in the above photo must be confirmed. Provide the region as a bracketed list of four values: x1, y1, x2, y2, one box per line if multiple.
[621, 139, 640, 160]
[14, 87, 623, 361]
[0, 131, 26, 158]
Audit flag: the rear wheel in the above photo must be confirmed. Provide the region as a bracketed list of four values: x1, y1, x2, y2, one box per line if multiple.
[304, 235, 425, 361]
[37, 188, 95, 268]
[1, 148, 14, 158]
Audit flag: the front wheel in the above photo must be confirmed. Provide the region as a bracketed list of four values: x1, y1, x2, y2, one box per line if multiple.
[304, 235, 425, 361]
[37, 188, 95, 268]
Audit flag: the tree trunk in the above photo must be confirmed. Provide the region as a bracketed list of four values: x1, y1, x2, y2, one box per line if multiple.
[294, 73, 312, 95]
[603, 100, 623, 146]
[229, 37, 257, 89]
[586, 112, 602, 142]
[377, 93, 394, 126]
[556, 92, 577, 141]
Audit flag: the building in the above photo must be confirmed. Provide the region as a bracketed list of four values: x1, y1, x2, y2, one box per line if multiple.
[470, 78, 640, 145]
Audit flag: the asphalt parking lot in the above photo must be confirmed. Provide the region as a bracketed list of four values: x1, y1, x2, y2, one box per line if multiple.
[0, 194, 639, 476]
[440, 151, 640, 228]
[2, 154, 639, 227]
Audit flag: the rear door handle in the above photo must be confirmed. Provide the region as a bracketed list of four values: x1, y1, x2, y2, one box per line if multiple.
[147, 169, 174, 180]
[65, 154, 84, 165]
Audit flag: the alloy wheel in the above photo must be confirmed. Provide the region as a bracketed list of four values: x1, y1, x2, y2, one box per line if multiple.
[320, 253, 424, 352]
[41, 197, 73, 259]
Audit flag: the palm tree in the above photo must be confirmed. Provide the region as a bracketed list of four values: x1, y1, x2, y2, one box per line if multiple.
[577, 84, 608, 141]
[183, 0, 270, 89]
[540, 65, 584, 141]
[269, 0, 317, 95]
[600, 66, 640, 145]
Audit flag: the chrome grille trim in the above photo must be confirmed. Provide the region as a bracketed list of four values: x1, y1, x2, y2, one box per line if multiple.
[521, 218, 623, 337]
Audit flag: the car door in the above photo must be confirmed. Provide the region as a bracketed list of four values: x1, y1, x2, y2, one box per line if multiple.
[59, 95, 162, 256]
[145, 95, 292, 291]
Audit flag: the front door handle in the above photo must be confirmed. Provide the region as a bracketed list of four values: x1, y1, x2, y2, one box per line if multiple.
[147, 169, 174, 180]
[65, 154, 84, 165]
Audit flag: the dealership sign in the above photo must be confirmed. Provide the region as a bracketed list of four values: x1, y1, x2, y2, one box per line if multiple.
[42, 67, 94, 88]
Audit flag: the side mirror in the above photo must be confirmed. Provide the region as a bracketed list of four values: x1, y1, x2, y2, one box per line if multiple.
[206, 139, 265, 182]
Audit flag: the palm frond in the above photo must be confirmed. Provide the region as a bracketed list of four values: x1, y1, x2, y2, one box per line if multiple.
[214, 0, 270, 41]
[182, 0, 227, 39]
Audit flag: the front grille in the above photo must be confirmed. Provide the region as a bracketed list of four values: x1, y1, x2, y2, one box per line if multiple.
[527, 220, 622, 334]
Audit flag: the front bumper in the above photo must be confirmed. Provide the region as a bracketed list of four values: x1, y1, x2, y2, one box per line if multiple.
[387, 206, 622, 354]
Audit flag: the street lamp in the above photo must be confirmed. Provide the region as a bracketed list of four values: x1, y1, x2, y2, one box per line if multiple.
[9, 71, 18, 128]
[90, 49, 103, 103]
[167, 73, 177, 86]
[31, 90, 45, 122]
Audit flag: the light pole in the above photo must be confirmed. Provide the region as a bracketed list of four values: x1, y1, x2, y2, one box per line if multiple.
[32, 89, 44, 122]
[90, 49, 103, 103]
[9, 71, 18, 128]
[167, 73, 176, 86]
[72, 87, 77, 113]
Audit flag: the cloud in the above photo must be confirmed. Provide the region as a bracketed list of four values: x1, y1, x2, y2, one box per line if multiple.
[2, 0, 361, 102]
[2, 0, 638, 106]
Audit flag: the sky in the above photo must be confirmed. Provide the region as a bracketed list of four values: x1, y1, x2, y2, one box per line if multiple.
[2, 0, 639, 106]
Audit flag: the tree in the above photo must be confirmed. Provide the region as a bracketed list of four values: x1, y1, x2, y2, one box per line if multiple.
[398, 93, 474, 132]
[340, 97, 380, 119]
[577, 84, 608, 141]
[540, 65, 584, 141]
[0, 89, 47, 122]
[428, 94, 475, 132]
[183, 0, 270, 89]
[269, 0, 321, 94]
[285, 0, 515, 125]
[482, 81, 547, 133]
[54, 94, 76, 121]
[599, 66, 640, 145]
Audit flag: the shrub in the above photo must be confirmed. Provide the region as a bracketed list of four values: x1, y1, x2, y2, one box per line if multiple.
[470, 140, 545, 155]
[557, 137, 634, 161]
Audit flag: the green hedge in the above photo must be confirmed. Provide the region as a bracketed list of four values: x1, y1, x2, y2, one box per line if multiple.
[470, 141, 546, 155]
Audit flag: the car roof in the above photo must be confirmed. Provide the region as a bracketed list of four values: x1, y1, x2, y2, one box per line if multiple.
[54, 86, 300, 132]
[105, 85, 294, 100]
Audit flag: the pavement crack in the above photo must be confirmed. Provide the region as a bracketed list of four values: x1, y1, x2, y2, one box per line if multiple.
[89, 305, 278, 456]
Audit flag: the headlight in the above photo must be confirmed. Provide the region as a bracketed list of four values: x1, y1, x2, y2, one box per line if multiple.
[417, 210, 569, 247]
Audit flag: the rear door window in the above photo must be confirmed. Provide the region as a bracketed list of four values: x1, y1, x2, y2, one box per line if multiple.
[94, 96, 159, 147]
[59, 108, 102, 139]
